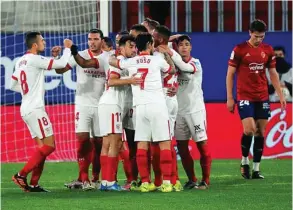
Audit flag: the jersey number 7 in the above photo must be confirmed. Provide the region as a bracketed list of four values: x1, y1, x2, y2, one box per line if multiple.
[137, 68, 148, 90]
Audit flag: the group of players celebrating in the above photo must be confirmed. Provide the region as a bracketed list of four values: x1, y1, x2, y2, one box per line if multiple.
[10, 18, 285, 193]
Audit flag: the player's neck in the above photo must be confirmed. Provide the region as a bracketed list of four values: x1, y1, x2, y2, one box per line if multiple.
[27, 49, 38, 55]
[89, 49, 102, 56]
[139, 50, 150, 55]
[247, 40, 259, 48]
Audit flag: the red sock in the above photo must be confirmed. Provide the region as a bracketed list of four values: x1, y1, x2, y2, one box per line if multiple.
[171, 146, 178, 185]
[107, 156, 119, 182]
[197, 143, 212, 185]
[119, 149, 133, 183]
[147, 149, 152, 180]
[160, 149, 172, 182]
[177, 142, 197, 182]
[91, 140, 102, 182]
[30, 157, 46, 186]
[100, 155, 108, 181]
[151, 144, 162, 186]
[136, 149, 150, 183]
[130, 156, 138, 181]
[77, 140, 92, 182]
[19, 145, 55, 177]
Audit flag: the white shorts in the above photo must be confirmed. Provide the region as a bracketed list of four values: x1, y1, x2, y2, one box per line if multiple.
[98, 104, 123, 136]
[22, 108, 54, 139]
[166, 97, 178, 137]
[135, 103, 171, 142]
[123, 105, 136, 130]
[75, 105, 101, 137]
[175, 110, 207, 142]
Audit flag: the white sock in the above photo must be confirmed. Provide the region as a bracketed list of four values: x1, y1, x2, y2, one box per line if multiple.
[241, 156, 249, 165]
[253, 162, 260, 171]
[163, 180, 171, 184]
[101, 180, 107, 186]
[107, 181, 115, 186]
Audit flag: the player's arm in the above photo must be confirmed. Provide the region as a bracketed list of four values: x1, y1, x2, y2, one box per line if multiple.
[9, 76, 21, 93]
[157, 46, 196, 73]
[55, 55, 77, 74]
[70, 45, 99, 68]
[108, 71, 142, 87]
[109, 55, 132, 70]
[163, 52, 176, 75]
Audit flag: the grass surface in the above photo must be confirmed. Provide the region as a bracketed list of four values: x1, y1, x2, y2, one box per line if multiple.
[1, 159, 292, 210]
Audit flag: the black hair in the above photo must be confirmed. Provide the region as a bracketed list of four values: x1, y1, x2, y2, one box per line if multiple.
[273, 46, 286, 55]
[176, 35, 191, 45]
[135, 33, 153, 52]
[25, 31, 41, 49]
[249, 19, 267, 32]
[118, 30, 130, 36]
[103, 37, 114, 48]
[155, 25, 171, 40]
[89, 28, 104, 38]
[130, 24, 148, 33]
[144, 18, 160, 30]
[118, 35, 136, 47]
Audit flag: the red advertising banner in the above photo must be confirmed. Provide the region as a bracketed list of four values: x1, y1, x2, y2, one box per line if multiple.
[1, 103, 292, 162]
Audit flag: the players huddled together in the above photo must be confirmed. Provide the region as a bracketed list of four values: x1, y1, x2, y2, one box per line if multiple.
[10, 19, 285, 193]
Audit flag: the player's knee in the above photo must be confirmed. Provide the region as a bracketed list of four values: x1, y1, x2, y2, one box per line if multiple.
[255, 127, 265, 137]
[243, 127, 256, 136]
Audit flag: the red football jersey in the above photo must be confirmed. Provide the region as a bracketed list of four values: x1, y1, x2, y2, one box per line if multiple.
[228, 41, 276, 101]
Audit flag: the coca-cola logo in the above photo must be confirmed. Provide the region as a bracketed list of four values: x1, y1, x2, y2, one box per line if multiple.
[249, 63, 264, 71]
[250, 108, 292, 158]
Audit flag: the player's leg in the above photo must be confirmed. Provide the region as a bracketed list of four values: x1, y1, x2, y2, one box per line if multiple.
[237, 100, 257, 179]
[188, 110, 211, 189]
[252, 101, 271, 179]
[151, 104, 173, 193]
[119, 140, 134, 189]
[175, 115, 197, 189]
[151, 142, 161, 187]
[13, 110, 55, 192]
[135, 105, 154, 192]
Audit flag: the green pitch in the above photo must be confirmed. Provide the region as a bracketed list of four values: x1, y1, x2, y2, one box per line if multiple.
[1, 160, 292, 210]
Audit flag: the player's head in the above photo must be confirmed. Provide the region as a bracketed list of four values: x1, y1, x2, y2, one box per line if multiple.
[119, 35, 136, 58]
[152, 25, 171, 47]
[274, 46, 286, 58]
[129, 24, 148, 38]
[116, 31, 129, 48]
[102, 37, 114, 52]
[176, 35, 192, 58]
[142, 18, 160, 33]
[88, 28, 104, 52]
[135, 33, 154, 54]
[25, 31, 46, 53]
[249, 19, 267, 46]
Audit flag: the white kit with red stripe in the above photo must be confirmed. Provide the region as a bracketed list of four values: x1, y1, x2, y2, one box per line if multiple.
[11, 48, 71, 139]
[67, 49, 108, 107]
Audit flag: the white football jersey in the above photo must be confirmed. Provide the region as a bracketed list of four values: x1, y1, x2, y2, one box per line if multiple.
[171, 49, 197, 74]
[12, 49, 71, 116]
[67, 49, 109, 107]
[99, 55, 130, 106]
[118, 53, 171, 106]
[177, 57, 205, 114]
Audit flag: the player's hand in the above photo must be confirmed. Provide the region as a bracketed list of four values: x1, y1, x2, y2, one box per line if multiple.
[130, 75, 143, 85]
[51, 46, 61, 58]
[167, 86, 178, 97]
[279, 95, 287, 111]
[227, 98, 235, 113]
[64, 39, 73, 48]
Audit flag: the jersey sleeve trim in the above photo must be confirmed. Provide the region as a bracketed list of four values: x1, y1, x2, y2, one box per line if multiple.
[11, 75, 18, 81]
[165, 65, 172, 74]
[190, 62, 197, 73]
[110, 71, 121, 78]
[47, 59, 54, 70]
[117, 59, 121, 69]
[66, 63, 72, 69]
[228, 61, 237, 67]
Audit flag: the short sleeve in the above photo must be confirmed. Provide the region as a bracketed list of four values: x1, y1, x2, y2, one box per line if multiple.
[228, 46, 242, 67]
[267, 46, 276, 69]
[118, 58, 132, 70]
[159, 57, 171, 74]
[109, 66, 121, 78]
[30, 55, 54, 70]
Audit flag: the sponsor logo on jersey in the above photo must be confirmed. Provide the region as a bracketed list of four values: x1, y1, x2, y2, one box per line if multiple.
[245, 53, 250, 57]
[248, 63, 264, 73]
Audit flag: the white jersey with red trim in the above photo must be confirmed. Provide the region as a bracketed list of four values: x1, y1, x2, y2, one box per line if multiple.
[98, 55, 130, 106]
[177, 57, 205, 114]
[12, 48, 71, 116]
[67, 49, 108, 107]
[118, 53, 171, 106]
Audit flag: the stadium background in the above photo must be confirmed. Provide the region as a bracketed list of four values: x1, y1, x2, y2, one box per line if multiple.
[1, 1, 292, 163]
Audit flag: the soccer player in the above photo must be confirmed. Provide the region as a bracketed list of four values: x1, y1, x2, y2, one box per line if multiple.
[102, 36, 114, 52]
[129, 24, 148, 38]
[226, 20, 286, 179]
[109, 33, 176, 193]
[56, 29, 105, 190]
[141, 18, 160, 34]
[175, 35, 212, 190]
[98, 35, 141, 191]
[10, 31, 72, 192]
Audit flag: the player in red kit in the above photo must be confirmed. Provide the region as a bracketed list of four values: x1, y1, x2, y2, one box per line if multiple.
[226, 20, 286, 179]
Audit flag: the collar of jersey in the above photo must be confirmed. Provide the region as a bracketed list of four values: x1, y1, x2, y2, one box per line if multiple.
[139, 52, 150, 56]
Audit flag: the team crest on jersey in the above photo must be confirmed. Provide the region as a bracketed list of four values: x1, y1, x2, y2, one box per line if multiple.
[261, 52, 266, 58]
